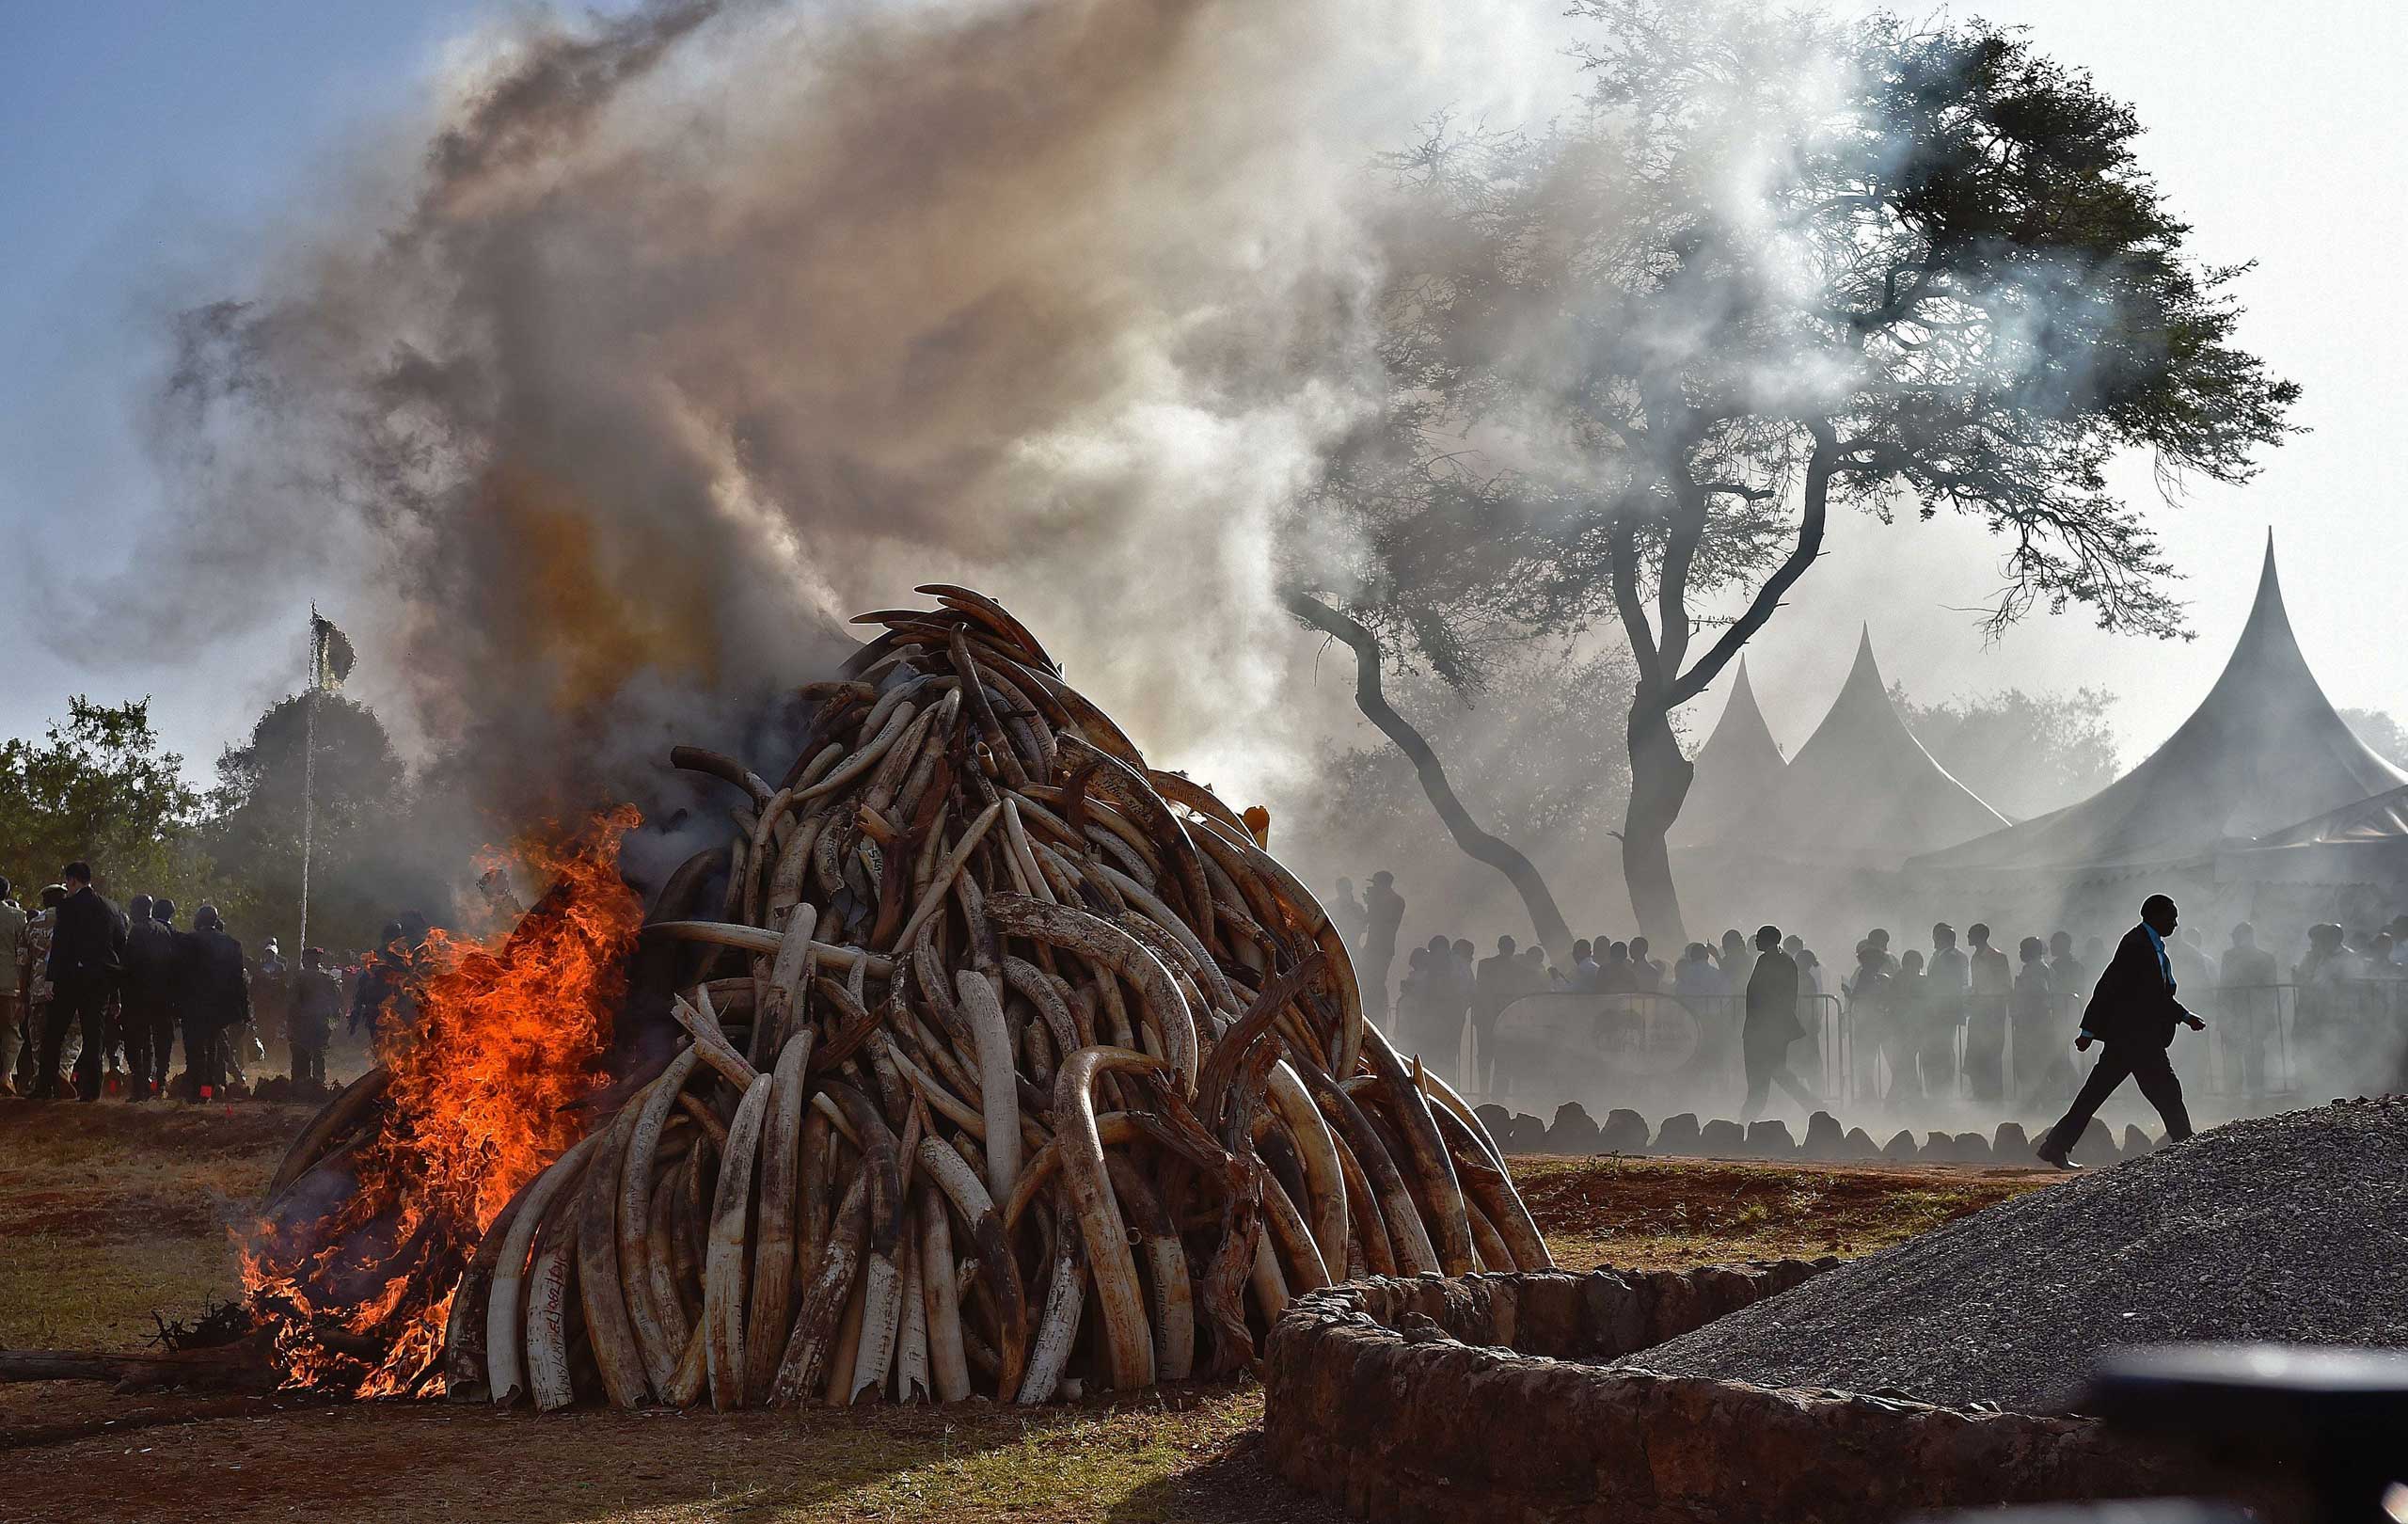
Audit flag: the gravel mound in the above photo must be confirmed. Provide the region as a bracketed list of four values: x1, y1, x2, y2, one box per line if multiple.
[1624, 1100, 2408, 1412]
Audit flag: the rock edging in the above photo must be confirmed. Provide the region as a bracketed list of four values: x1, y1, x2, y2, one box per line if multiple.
[1262, 1265, 2177, 1524]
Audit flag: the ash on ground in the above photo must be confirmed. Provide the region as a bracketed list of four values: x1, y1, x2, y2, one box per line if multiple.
[1621, 1098, 2408, 1413]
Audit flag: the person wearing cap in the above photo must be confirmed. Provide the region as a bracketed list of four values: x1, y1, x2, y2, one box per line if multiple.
[38, 862, 125, 1102]
[288, 948, 342, 1094]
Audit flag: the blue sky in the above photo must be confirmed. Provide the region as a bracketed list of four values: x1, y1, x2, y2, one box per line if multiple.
[1, 0, 2402, 792]
[0, 3, 502, 771]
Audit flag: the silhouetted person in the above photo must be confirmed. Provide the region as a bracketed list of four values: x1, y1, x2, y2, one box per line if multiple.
[0, 877, 23, 1097]
[1922, 922, 1967, 1101]
[289, 947, 341, 1093]
[1397, 946, 1431, 1051]
[1472, 935, 1520, 1088]
[1865, 928, 1899, 976]
[2218, 922, 2278, 1099]
[1565, 938, 1601, 992]
[1716, 929, 1755, 993]
[1741, 925, 1817, 1121]
[1964, 923, 2010, 1103]
[349, 920, 408, 1047]
[1333, 877, 1367, 944]
[37, 862, 124, 1102]
[1361, 872, 1404, 1027]
[1673, 942, 1726, 1003]
[1600, 940, 1635, 993]
[1627, 935, 1663, 992]
[2036, 894, 2204, 1168]
[1848, 940, 1897, 1103]
[120, 894, 179, 1102]
[2052, 919, 2090, 1098]
[178, 905, 251, 1101]
[1893, 947, 1928, 1097]
[2010, 935, 2054, 1103]
[1448, 938, 1477, 1058]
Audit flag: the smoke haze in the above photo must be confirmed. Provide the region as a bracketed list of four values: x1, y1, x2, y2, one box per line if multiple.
[65, 0, 1576, 879]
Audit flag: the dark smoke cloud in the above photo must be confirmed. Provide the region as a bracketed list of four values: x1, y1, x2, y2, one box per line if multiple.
[75, 0, 1565, 877]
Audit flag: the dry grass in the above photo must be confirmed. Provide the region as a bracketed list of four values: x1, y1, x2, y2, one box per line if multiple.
[0, 1101, 2062, 1523]
[1508, 1152, 2056, 1271]
[0, 1103, 289, 1348]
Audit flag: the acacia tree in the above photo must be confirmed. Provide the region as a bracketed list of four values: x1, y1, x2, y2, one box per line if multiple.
[1296, 5, 2297, 942]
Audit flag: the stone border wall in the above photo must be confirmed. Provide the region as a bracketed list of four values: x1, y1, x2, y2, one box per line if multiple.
[1263, 1266, 2180, 1524]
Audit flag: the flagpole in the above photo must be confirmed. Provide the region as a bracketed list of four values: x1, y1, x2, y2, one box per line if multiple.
[300, 605, 318, 958]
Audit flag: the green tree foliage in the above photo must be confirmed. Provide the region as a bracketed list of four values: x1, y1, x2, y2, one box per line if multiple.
[1296, 4, 2299, 941]
[1892, 683, 2121, 820]
[203, 693, 438, 955]
[0, 697, 212, 903]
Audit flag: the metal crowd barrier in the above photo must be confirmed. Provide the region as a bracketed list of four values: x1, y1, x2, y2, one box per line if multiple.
[1478, 989, 1848, 1111]
[1469, 974, 2406, 1116]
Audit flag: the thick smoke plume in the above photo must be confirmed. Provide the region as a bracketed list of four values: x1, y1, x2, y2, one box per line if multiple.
[96, 0, 1566, 881]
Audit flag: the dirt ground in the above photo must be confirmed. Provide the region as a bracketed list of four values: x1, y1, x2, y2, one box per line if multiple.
[0, 1101, 2060, 1523]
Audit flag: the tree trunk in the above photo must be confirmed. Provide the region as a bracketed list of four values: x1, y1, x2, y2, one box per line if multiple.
[1283, 591, 1573, 961]
[1621, 696, 1692, 947]
[1613, 424, 1839, 946]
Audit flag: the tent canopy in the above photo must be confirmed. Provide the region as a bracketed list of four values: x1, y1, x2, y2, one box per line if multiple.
[1740, 627, 2006, 861]
[1676, 657, 1787, 846]
[1912, 540, 2407, 877]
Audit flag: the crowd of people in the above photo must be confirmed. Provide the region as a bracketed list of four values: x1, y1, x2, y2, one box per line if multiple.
[1330, 871, 2408, 1124]
[0, 860, 427, 1103]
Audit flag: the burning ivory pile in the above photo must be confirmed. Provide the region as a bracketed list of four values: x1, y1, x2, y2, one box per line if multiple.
[278, 587, 1548, 1410]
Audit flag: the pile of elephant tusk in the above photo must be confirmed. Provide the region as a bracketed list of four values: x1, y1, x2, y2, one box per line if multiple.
[284, 586, 1549, 1411]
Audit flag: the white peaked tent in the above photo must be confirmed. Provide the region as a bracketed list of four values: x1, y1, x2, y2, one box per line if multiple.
[1676, 657, 1788, 846]
[1911, 540, 2408, 879]
[1742, 627, 2009, 863]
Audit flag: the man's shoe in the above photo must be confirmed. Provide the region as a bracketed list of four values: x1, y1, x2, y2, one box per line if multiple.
[2035, 1140, 2081, 1170]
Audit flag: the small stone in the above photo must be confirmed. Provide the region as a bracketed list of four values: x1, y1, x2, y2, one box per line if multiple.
[1880, 1129, 1918, 1161]
[1745, 1119, 1797, 1157]
[1654, 1112, 1702, 1154]
[2121, 1125, 2155, 1157]
[1548, 1103, 1602, 1154]
[1599, 1108, 1651, 1153]
[1699, 1118, 1747, 1155]
[1922, 1131, 1959, 1162]
[1992, 1121, 2029, 1156]
[1801, 1110, 1846, 1160]
[1842, 1125, 1880, 1159]
[1954, 1132, 1991, 1163]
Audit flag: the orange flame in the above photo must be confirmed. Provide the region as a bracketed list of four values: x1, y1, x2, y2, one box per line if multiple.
[244, 806, 644, 1397]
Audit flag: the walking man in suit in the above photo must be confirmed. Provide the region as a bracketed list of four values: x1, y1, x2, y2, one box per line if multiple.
[1741, 925, 1819, 1121]
[2036, 894, 2205, 1168]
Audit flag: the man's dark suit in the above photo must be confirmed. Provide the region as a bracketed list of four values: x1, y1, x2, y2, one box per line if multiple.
[2038, 924, 2195, 1158]
[175, 927, 251, 1098]
[120, 916, 181, 1098]
[37, 885, 123, 1100]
